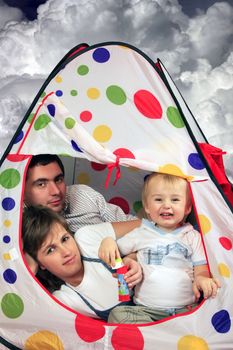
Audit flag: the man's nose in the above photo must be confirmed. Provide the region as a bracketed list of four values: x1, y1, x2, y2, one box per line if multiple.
[49, 181, 60, 195]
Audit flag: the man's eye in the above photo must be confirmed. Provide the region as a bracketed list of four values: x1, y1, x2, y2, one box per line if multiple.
[155, 198, 162, 202]
[172, 198, 180, 202]
[37, 182, 46, 188]
[56, 177, 64, 184]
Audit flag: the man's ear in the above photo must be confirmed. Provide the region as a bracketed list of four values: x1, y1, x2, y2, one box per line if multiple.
[39, 264, 46, 270]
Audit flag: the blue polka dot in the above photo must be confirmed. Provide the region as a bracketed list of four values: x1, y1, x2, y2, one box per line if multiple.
[71, 140, 83, 152]
[212, 309, 231, 333]
[92, 48, 110, 63]
[3, 235, 11, 243]
[55, 90, 63, 97]
[188, 153, 205, 170]
[13, 130, 24, 144]
[47, 104, 56, 117]
[3, 269, 17, 284]
[2, 197, 15, 211]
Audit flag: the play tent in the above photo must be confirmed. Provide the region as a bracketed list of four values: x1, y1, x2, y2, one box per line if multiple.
[0, 41, 233, 350]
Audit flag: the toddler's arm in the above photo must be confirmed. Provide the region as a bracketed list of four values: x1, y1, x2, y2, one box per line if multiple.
[193, 265, 221, 300]
[112, 219, 141, 239]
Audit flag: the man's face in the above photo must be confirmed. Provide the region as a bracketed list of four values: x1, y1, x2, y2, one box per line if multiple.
[24, 162, 66, 213]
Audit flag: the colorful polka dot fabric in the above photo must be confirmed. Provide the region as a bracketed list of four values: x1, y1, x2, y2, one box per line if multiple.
[1, 42, 233, 349]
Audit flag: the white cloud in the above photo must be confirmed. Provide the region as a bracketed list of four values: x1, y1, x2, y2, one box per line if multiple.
[0, 0, 232, 180]
[186, 2, 233, 67]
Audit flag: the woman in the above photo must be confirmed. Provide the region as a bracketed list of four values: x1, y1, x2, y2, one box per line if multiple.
[22, 205, 142, 320]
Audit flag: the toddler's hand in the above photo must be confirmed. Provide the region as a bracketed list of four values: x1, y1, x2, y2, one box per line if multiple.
[98, 237, 121, 267]
[193, 276, 221, 300]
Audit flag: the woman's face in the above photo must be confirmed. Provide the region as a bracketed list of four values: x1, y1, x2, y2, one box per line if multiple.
[37, 222, 84, 286]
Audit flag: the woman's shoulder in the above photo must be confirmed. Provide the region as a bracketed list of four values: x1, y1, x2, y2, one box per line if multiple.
[53, 284, 76, 299]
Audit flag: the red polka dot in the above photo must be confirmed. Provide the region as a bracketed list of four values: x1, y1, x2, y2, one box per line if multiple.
[80, 110, 92, 122]
[219, 237, 232, 250]
[113, 148, 135, 159]
[91, 162, 107, 171]
[109, 197, 130, 214]
[6, 154, 30, 162]
[75, 314, 106, 342]
[111, 326, 144, 350]
[134, 89, 162, 119]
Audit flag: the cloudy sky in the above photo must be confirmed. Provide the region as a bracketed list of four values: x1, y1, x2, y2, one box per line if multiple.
[0, 0, 232, 179]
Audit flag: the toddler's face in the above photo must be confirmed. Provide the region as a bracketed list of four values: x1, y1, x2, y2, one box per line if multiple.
[144, 176, 192, 231]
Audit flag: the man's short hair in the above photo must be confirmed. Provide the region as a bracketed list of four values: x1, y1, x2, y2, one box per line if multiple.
[28, 154, 65, 176]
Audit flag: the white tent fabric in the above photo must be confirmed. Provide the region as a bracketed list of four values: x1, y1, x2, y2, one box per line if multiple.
[0, 42, 232, 350]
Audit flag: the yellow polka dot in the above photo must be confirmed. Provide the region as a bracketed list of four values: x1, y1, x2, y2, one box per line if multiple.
[178, 335, 209, 350]
[55, 75, 62, 83]
[93, 125, 112, 143]
[129, 167, 139, 172]
[3, 253, 11, 260]
[218, 263, 230, 278]
[158, 164, 194, 181]
[87, 87, 100, 99]
[4, 219, 11, 227]
[24, 330, 64, 350]
[198, 214, 211, 234]
[77, 172, 90, 185]
[119, 45, 130, 50]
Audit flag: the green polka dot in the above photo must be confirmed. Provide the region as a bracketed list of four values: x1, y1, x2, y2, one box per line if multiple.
[34, 114, 51, 130]
[1, 293, 24, 319]
[77, 65, 89, 75]
[40, 91, 46, 98]
[27, 113, 34, 123]
[0, 168, 20, 189]
[65, 117, 76, 129]
[167, 107, 184, 128]
[106, 85, 127, 105]
[59, 153, 71, 157]
[133, 201, 143, 213]
[70, 89, 78, 96]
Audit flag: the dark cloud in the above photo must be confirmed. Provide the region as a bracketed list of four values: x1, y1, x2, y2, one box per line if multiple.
[3, 0, 47, 20]
[178, 0, 231, 16]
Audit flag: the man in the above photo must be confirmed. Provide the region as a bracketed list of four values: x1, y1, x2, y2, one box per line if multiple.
[24, 154, 138, 232]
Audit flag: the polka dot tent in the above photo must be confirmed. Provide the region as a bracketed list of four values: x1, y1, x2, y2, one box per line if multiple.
[1, 42, 233, 349]
[134, 89, 162, 119]
[1, 293, 24, 318]
[24, 331, 64, 350]
[80, 110, 92, 122]
[92, 47, 110, 63]
[108, 196, 130, 214]
[177, 335, 209, 350]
